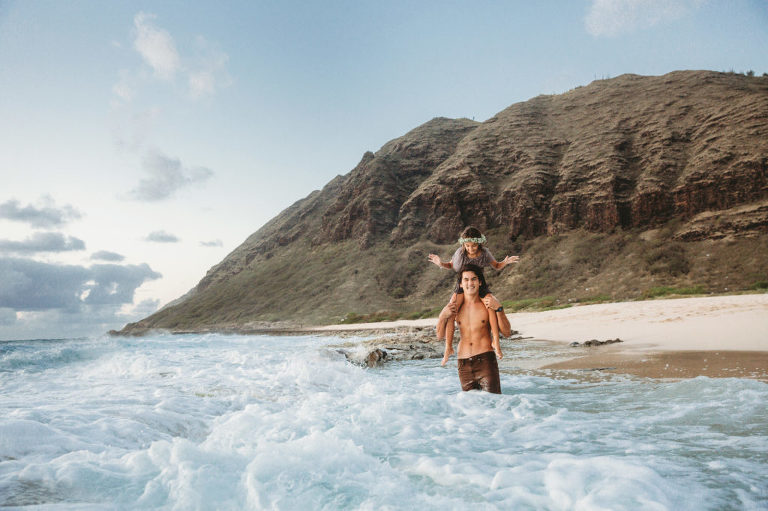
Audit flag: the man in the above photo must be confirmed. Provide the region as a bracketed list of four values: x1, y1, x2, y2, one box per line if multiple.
[442, 264, 503, 394]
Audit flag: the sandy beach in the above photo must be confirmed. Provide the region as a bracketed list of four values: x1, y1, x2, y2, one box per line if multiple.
[313, 294, 768, 380]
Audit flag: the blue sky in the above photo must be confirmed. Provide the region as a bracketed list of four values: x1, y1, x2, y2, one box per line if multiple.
[1, 0, 767, 340]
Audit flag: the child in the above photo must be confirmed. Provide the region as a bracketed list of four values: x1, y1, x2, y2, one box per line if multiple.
[428, 226, 518, 365]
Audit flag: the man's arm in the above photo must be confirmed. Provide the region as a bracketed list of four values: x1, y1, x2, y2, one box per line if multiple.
[483, 294, 511, 337]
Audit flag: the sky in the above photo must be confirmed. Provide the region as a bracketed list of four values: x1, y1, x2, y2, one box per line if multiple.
[1, 0, 767, 340]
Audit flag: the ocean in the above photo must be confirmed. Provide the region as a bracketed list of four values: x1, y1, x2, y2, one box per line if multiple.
[1, 334, 766, 510]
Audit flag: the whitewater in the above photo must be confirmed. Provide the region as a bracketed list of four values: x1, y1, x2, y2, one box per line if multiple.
[1, 334, 766, 510]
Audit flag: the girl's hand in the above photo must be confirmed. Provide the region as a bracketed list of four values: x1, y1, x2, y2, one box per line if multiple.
[483, 294, 501, 310]
[501, 255, 519, 268]
[428, 254, 443, 267]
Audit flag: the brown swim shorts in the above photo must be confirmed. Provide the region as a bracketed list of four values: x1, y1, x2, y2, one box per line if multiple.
[457, 351, 501, 394]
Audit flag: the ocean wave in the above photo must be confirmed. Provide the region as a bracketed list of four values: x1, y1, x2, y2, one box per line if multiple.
[0, 334, 766, 509]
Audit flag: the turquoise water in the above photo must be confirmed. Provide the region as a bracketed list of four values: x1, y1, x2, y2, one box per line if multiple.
[1, 334, 766, 510]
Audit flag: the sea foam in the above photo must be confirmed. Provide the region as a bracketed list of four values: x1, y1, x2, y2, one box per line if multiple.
[1, 334, 766, 510]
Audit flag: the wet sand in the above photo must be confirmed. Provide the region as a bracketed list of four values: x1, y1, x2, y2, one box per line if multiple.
[540, 347, 768, 381]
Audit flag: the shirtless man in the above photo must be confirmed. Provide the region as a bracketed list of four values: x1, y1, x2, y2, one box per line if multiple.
[442, 264, 503, 394]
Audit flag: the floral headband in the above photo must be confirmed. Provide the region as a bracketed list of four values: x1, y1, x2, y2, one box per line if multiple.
[458, 235, 486, 245]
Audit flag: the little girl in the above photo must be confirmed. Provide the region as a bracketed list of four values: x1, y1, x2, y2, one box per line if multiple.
[428, 227, 518, 364]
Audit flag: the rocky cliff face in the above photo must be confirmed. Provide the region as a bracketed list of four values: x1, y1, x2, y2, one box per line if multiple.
[392, 71, 767, 243]
[120, 71, 768, 333]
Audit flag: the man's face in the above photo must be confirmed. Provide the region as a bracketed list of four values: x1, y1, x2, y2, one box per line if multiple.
[460, 270, 481, 295]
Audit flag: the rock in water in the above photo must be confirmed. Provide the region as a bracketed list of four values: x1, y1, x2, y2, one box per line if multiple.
[365, 348, 388, 367]
[575, 338, 624, 347]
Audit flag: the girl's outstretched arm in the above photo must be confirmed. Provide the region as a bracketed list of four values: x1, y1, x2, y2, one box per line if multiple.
[428, 253, 452, 269]
[491, 255, 520, 270]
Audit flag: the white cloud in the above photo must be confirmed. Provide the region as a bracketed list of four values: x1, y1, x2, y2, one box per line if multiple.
[116, 13, 230, 102]
[127, 148, 213, 201]
[0, 232, 86, 254]
[0, 257, 161, 312]
[0, 196, 82, 228]
[133, 11, 181, 80]
[200, 239, 223, 247]
[585, 0, 706, 37]
[145, 230, 180, 243]
[187, 36, 232, 99]
[91, 250, 125, 262]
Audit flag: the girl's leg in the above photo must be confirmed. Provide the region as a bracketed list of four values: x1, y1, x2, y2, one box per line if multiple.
[453, 292, 464, 312]
[441, 324, 455, 366]
[436, 293, 458, 340]
[445, 292, 464, 348]
[436, 305, 450, 339]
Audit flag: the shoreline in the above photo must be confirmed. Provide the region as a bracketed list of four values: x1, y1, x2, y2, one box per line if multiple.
[313, 294, 768, 381]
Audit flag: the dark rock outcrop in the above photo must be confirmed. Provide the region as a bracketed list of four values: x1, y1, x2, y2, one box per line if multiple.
[332, 328, 443, 367]
[571, 338, 624, 347]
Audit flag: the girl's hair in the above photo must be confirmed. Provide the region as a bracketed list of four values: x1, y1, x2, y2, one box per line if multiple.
[459, 226, 485, 254]
[456, 264, 489, 296]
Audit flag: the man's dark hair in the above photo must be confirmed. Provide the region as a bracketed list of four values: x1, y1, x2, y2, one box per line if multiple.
[457, 264, 489, 297]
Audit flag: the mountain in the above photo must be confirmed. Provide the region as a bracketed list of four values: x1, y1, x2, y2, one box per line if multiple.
[118, 70, 768, 334]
